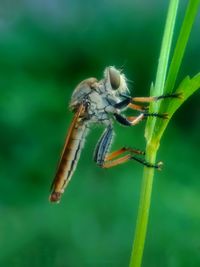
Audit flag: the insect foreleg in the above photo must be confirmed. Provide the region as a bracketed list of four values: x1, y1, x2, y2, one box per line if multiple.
[114, 113, 145, 126]
[114, 111, 169, 127]
[114, 96, 148, 111]
[143, 112, 169, 119]
[118, 92, 182, 111]
[114, 98, 131, 109]
[131, 92, 182, 103]
[128, 103, 148, 112]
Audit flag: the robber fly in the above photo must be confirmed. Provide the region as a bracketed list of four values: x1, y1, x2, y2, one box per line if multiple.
[50, 66, 180, 203]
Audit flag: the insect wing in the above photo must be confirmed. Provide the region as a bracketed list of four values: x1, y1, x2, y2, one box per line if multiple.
[50, 103, 86, 203]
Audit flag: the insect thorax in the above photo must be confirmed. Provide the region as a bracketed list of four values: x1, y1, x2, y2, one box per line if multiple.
[70, 67, 129, 124]
[70, 80, 121, 124]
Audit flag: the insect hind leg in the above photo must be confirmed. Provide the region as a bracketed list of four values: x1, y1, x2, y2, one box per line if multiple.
[93, 126, 138, 168]
[94, 126, 161, 169]
[93, 124, 114, 167]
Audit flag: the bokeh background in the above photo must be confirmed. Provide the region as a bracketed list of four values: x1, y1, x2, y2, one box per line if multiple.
[0, 0, 199, 266]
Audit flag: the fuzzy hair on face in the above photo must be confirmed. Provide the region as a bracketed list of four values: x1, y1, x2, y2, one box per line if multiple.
[104, 66, 130, 95]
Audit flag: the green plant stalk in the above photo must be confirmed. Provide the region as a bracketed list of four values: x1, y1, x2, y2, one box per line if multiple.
[129, 143, 157, 267]
[129, 1, 200, 267]
[129, 1, 179, 266]
[165, 0, 200, 94]
[154, 0, 200, 143]
[145, 0, 179, 143]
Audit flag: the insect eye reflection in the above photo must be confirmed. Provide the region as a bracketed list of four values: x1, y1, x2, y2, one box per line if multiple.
[108, 67, 121, 90]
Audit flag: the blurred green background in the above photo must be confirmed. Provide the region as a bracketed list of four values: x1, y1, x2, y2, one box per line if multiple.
[0, 1, 199, 266]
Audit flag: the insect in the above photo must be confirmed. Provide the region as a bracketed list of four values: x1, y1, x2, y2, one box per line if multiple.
[50, 66, 180, 203]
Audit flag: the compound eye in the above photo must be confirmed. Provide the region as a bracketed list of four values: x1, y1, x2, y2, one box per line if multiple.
[109, 67, 120, 90]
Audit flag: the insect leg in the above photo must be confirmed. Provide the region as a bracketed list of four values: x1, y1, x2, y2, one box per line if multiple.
[94, 125, 161, 169]
[131, 92, 182, 103]
[128, 103, 148, 112]
[93, 124, 114, 166]
[114, 113, 145, 126]
[93, 125, 133, 168]
[102, 155, 162, 169]
[130, 156, 163, 170]
[101, 154, 132, 168]
[114, 98, 131, 109]
[118, 92, 182, 111]
[143, 112, 169, 119]
[114, 110, 169, 128]
[114, 98, 147, 111]
[105, 147, 145, 161]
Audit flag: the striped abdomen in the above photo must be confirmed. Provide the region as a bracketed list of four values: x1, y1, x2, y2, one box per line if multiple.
[50, 120, 88, 202]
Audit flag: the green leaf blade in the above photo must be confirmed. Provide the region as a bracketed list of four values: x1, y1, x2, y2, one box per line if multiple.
[145, 0, 179, 142]
[153, 73, 200, 143]
[165, 0, 200, 94]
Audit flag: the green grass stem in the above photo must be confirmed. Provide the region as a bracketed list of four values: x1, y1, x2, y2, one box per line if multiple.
[129, 1, 200, 267]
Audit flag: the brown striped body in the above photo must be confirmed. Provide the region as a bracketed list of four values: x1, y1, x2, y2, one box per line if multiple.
[50, 104, 89, 203]
[50, 120, 88, 202]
